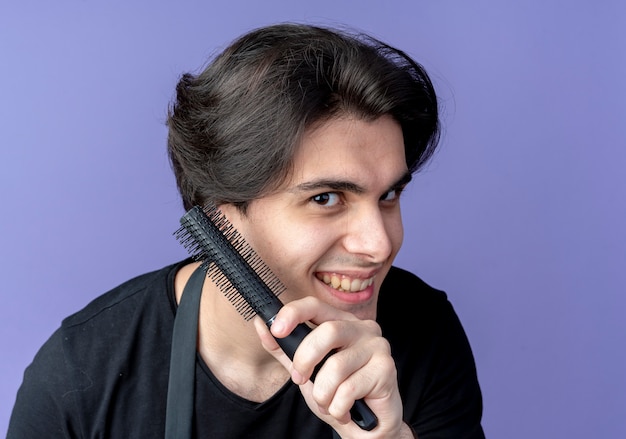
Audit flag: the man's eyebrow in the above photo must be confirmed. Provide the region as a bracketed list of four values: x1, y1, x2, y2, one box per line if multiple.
[290, 171, 413, 194]
[291, 180, 365, 194]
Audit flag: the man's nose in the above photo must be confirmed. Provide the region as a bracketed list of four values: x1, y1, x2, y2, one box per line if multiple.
[342, 206, 394, 262]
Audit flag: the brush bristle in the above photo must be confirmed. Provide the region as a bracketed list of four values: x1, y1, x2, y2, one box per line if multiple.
[174, 204, 286, 321]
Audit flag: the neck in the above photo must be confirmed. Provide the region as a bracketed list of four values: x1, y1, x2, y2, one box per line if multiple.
[175, 262, 290, 402]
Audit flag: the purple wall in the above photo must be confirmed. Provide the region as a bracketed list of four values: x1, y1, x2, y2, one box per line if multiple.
[2, 1, 625, 437]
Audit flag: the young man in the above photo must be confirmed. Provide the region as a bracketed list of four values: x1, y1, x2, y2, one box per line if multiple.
[9, 24, 484, 438]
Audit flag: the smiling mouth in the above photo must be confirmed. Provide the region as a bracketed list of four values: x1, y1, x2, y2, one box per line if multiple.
[315, 273, 375, 293]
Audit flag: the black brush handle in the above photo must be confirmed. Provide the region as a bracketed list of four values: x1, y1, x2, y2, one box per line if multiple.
[267, 318, 378, 431]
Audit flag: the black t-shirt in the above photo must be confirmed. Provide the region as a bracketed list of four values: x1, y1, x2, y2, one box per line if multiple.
[8, 261, 485, 438]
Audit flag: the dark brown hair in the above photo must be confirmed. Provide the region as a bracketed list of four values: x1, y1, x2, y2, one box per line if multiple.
[167, 23, 440, 211]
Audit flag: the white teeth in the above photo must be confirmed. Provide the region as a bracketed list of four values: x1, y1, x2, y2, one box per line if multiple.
[350, 278, 361, 291]
[317, 273, 375, 292]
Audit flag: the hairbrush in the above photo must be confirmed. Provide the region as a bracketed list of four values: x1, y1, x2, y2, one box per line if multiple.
[174, 203, 378, 431]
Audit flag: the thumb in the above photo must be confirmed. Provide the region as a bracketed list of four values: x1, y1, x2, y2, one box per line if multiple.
[253, 317, 293, 371]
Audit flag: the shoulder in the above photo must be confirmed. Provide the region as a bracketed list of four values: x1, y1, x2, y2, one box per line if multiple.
[378, 266, 449, 320]
[8, 260, 187, 437]
[37, 259, 184, 370]
[379, 266, 485, 438]
[57, 260, 188, 375]
[380, 266, 447, 300]
[62, 260, 182, 329]
[381, 266, 445, 293]
[377, 265, 463, 363]
[378, 265, 468, 349]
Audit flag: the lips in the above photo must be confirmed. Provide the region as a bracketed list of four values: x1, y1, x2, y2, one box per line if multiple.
[315, 272, 375, 292]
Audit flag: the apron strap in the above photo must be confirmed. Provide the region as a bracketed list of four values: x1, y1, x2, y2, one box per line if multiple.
[165, 264, 339, 438]
[165, 265, 206, 439]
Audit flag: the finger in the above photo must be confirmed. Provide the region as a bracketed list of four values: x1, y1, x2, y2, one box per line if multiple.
[327, 351, 396, 418]
[253, 317, 307, 384]
[291, 319, 382, 382]
[270, 296, 358, 339]
[253, 317, 288, 362]
[309, 330, 379, 408]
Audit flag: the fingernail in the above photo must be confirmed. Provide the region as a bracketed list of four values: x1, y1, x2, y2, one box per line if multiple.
[271, 319, 284, 335]
[292, 369, 305, 385]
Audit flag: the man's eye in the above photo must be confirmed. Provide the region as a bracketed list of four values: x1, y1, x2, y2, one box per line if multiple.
[312, 192, 340, 206]
[381, 188, 402, 202]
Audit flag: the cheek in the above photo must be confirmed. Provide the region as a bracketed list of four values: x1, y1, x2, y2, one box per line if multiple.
[266, 224, 337, 291]
[277, 224, 333, 266]
[253, 222, 320, 270]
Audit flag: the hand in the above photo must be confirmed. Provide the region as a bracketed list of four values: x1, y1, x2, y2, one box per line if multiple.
[253, 296, 414, 438]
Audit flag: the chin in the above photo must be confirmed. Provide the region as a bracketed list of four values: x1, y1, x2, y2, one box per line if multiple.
[341, 302, 378, 321]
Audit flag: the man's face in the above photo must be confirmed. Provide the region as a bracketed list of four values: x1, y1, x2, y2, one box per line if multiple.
[221, 115, 409, 320]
